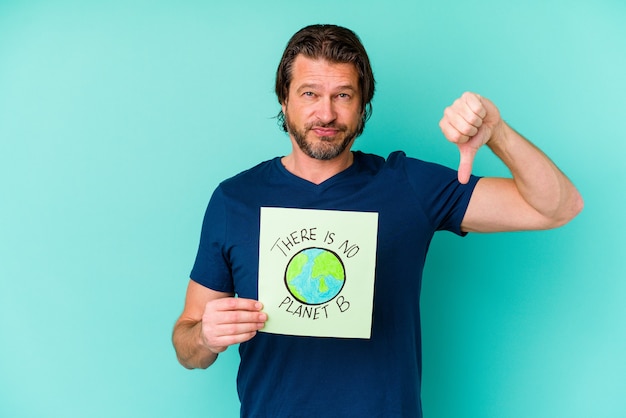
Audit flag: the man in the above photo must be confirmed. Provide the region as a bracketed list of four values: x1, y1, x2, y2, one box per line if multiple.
[172, 24, 582, 417]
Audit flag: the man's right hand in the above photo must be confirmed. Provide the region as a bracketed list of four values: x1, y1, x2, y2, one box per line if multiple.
[200, 297, 267, 354]
[173, 281, 267, 369]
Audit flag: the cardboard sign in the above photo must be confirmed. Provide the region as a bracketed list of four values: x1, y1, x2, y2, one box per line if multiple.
[258, 207, 378, 339]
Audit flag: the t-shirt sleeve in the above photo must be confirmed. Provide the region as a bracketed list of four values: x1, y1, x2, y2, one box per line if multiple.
[402, 153, 480, 236]
[189, 186, 235, 293]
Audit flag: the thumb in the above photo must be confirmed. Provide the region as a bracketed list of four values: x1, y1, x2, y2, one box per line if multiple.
[457, 144, 477, 184]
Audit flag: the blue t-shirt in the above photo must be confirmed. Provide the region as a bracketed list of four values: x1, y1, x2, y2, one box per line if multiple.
[191, 151, 479, 418]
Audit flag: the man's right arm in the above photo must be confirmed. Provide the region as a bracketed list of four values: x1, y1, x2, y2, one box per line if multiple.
[172, 280, 267, 369]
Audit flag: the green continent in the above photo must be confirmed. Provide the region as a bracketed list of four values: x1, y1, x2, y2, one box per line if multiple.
[319, 277, 329, 293]
[286, 252, 308, 301]
[312, 251, 344, 282]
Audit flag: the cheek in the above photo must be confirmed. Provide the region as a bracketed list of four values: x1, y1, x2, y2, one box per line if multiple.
[287, 103, 315, 122]
[340, 108, 362, 126]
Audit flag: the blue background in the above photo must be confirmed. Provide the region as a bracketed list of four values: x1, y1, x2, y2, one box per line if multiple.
[1, 1, 624, 417]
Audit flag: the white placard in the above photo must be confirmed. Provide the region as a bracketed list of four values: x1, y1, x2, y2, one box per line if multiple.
[258, 207, 378, 339]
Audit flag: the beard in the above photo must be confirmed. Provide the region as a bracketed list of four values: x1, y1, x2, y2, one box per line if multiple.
[284, 111, 361, 161]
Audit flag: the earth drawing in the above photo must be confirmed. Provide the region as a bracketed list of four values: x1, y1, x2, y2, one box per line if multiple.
[284, 247, 346, 305]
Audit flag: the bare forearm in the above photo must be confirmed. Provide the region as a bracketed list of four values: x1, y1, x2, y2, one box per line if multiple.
[172, 319, 218, 370]
[488, 122, 583, 226]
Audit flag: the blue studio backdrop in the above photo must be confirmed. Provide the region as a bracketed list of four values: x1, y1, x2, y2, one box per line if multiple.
[1, 1, 625, 417]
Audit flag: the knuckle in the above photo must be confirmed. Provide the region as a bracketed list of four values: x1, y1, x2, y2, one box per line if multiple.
[462, 125, 478, 137]
[226, 310, 255, 326]
[223, 297, 238, 309]
[449, 131, 465, 143]
[224, 323, 239, 336]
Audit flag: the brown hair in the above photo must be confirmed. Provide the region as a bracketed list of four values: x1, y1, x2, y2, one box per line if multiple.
[275, 24, 375, 136]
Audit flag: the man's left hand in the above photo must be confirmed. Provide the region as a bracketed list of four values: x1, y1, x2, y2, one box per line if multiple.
[439, 92, 503, 184]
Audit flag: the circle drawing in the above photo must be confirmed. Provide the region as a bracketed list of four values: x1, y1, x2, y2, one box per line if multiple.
[284, 247, 346, 305]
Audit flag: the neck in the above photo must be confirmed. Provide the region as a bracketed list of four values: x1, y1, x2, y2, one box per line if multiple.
[281, 149, 354, 185]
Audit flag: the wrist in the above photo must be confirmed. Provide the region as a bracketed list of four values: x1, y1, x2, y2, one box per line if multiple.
[486, 120, 509, 151]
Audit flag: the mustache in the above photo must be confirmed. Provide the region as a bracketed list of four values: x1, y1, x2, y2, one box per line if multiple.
[305, 122, 347, 131]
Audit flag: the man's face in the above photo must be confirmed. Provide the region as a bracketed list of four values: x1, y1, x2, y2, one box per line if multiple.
[282, 55, 363, 161]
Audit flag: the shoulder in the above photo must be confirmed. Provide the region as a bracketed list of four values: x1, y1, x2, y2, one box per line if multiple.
[352, 150, 386, 170]
[361, 150, 458, 179]
[223, 157, 278, 183]
[352, 150, 428, 174]
[380, 151, 479, 199]
[349, 150, 466, 186]
[217, 157, 280, 192]
[385, 150, 450, 173]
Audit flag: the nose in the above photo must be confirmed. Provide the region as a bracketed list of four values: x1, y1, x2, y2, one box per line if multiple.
[315, 96, 337, 124]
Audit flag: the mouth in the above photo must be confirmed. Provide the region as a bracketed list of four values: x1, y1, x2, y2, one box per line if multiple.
[308, 123, 346, 138]
[311, 127, 340, 137]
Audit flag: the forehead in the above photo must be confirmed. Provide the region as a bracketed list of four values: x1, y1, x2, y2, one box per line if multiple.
[290, 55, 359, 91]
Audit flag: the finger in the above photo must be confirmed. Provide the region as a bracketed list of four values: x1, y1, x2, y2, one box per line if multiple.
[462, 92, 487, 120]
[447, 93, 487, 136]
[216, 320, 266, 337]
[443, 107, 480, 140]
[457, 144, 477, 184]
[202, 316, 266, 352]
[439, 117, 471, 144]
[215, 309, 268, 326]
[211, 297, 264, 313]
[203, 302, 267, 326]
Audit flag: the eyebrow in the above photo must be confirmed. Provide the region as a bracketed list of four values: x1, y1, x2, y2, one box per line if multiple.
[296, 83, 358, 93]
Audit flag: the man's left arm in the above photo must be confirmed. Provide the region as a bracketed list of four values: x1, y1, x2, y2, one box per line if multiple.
[439, 92, 583, 233]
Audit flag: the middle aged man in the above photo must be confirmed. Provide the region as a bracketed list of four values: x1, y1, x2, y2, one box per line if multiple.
[173, 24, 583, 418]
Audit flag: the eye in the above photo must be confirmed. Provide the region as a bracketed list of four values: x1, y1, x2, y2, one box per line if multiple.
[337, 93, 351, 99]
[303, 91, 315, 97]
